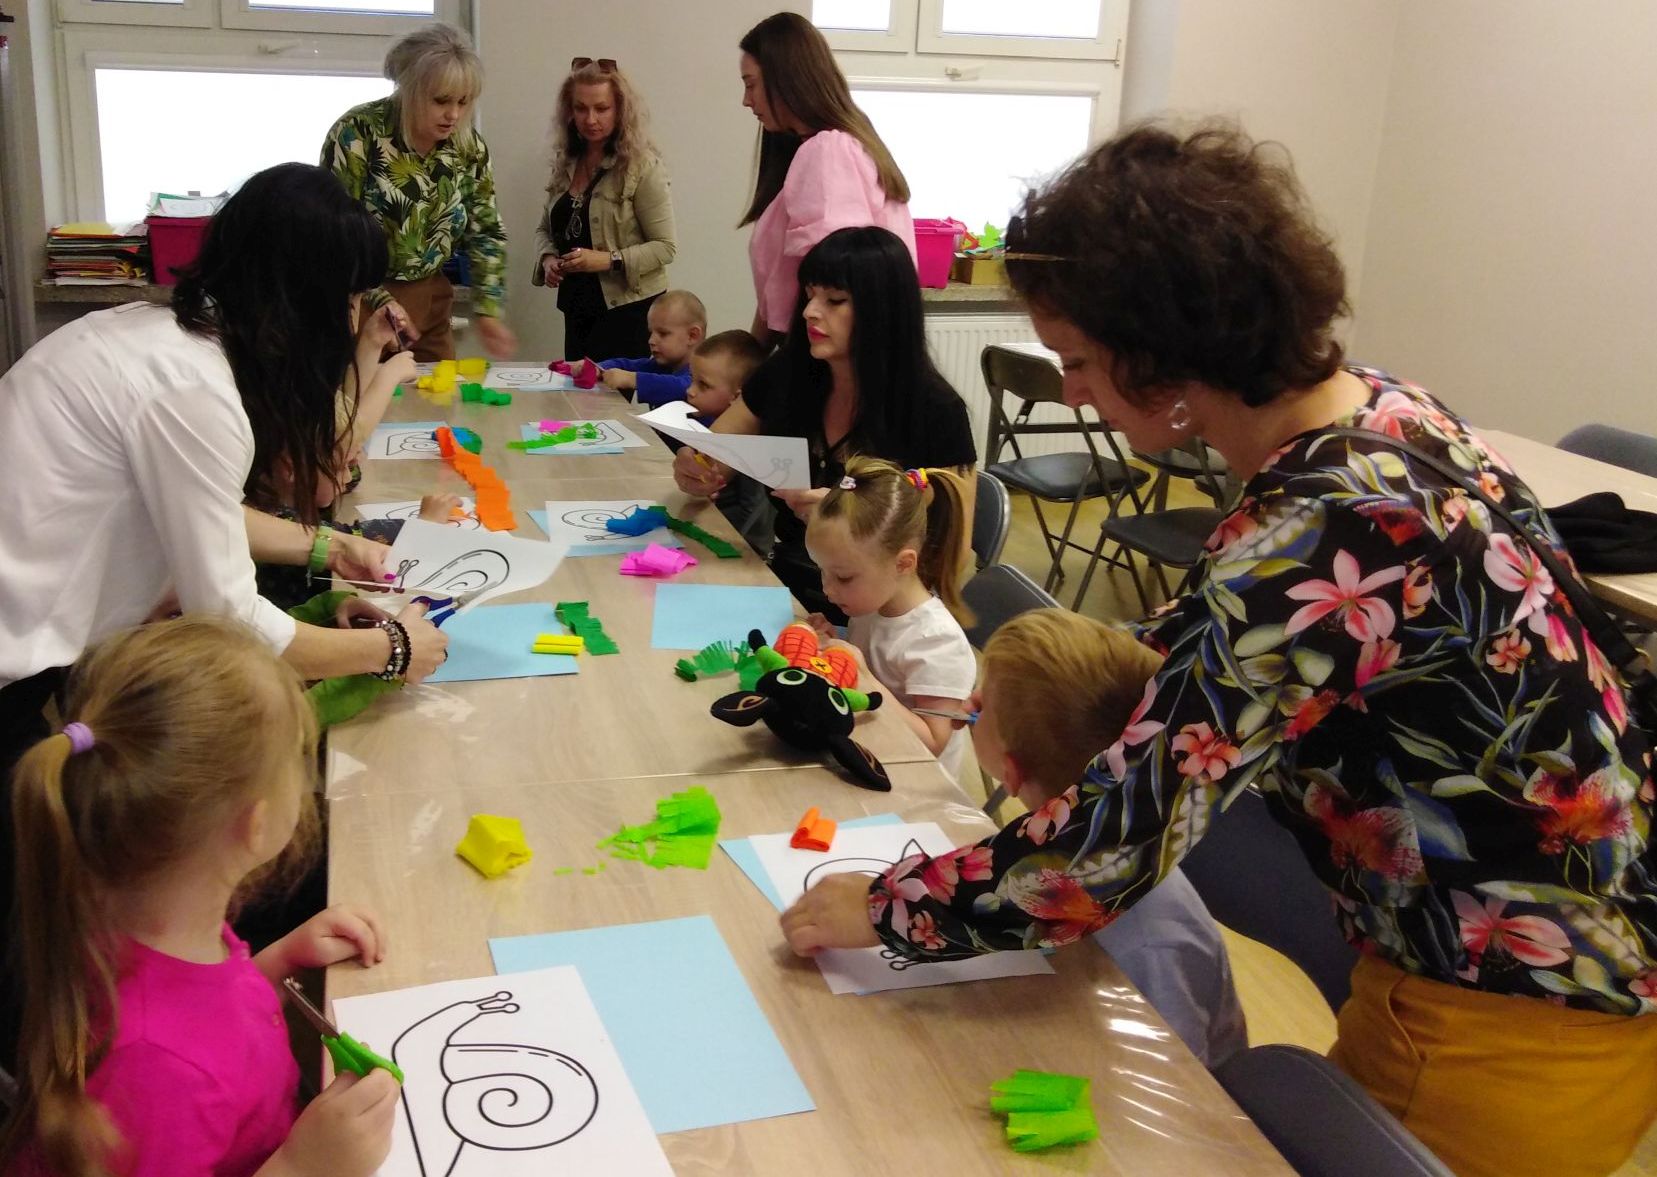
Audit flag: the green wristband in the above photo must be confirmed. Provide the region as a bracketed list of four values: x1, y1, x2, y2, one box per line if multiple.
[309, 525, 333, 575]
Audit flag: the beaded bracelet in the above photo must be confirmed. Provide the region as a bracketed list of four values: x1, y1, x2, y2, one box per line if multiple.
[374, 617, 411, 681]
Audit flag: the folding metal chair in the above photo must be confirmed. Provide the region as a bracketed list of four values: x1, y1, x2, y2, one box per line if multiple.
[970, 469, 1012, 570]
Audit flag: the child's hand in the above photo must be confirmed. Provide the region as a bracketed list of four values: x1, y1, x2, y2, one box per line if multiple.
[780, 874, 881, 956]
[378, 349, 418, 389]
[284, 904, 388, 971]
[418, 492, 464, 523]
[806, 612, 837, 640]
[358, 304, 401, 354]
[822, 636, 864, 667]
[273, 1069, 400, 1177]
[600, 367, 636, 392]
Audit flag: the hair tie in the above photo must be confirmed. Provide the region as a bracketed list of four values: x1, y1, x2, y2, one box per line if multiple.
[62, 722, 95, 756]
[838, 475, 857, 490]
[905, 468, 930, 492]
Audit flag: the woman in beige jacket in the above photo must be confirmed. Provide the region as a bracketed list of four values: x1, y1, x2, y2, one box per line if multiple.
[533, 59, 676, 360]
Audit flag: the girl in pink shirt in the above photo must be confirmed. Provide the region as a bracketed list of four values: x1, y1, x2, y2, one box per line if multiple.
[738, 12, 916, 343]
[0, 618, 398, 1177]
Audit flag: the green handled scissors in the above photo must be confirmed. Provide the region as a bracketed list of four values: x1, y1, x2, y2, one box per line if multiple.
[280, 977, 405, 1084]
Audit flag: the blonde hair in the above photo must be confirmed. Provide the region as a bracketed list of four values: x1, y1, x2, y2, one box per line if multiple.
[984, 610, 1164, 795]
[0, 618, 319, 1177]
[695, 329, 766, 386]
[546, 62, 657, 193]
[385, 23, 483, 149]
[653, 289, 707, 331]
[813, 455, 973, 624]
[738, 12, 909, 226]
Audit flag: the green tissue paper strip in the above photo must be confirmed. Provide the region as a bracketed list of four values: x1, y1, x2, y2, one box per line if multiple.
[674, 639, 744, 682]
[653, 505, 742, 559]
[596, 786, 722, 870]
[1005, 1108, 1098, 1152]
[989, 1070, 1096, 1153]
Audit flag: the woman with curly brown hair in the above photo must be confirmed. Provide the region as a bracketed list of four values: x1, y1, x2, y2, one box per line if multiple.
[533, 58, 676, 360]
[779, 122, 1657, 1177]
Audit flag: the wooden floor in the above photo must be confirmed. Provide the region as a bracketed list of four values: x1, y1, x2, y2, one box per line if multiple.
[989, 490, 1657, 1177]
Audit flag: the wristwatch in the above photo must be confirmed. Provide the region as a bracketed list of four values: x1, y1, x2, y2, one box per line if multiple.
[609, 250, 624, 273]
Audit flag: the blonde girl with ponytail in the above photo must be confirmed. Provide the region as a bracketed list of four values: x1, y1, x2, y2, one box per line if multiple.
[1, 618, 398, 1177]
[804, 456, 979, 779]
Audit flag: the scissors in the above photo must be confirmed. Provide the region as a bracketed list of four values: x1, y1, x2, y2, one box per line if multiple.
[280, 977, 404, 1084]
[410, 589, 478, 627]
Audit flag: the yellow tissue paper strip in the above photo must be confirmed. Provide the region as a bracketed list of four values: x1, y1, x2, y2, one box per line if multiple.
[455, 813, 532, 878]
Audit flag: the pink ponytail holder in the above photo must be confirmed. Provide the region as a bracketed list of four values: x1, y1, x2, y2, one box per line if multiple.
[62, 722, 95, 755]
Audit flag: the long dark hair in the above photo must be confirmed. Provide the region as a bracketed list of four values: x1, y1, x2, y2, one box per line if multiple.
[738, 12, 908, 226]
[171, 163, 388, 523]
[773, 226, 954, 457]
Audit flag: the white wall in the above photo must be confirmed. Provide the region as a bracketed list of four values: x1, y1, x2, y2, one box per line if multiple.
[474, 0, 780, 359]
[1353, 0, 1657, 440]
[1121, 0, 1400, 295]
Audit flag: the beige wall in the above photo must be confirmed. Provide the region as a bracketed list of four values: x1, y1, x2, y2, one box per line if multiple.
[1122, 0, 1400, 294]
[474, 0, 780, 360]
[1353, 0, 1657, 440]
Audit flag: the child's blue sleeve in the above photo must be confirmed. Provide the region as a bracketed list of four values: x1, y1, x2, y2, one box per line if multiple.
[596, 357, 651, 372]
[632, 369, 694, 407]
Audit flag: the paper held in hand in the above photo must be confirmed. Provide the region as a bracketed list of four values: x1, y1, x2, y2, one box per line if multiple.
[636, 401, 809, 489]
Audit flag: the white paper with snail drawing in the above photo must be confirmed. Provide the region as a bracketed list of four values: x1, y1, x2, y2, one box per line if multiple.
[383, 519, 567, 614]
[332, 966, 671, 1177]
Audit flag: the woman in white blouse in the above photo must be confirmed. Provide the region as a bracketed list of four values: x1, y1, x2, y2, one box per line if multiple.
[0, 163, 448, 771]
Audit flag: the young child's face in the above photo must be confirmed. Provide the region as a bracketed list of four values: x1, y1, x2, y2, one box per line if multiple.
[647, 307, 700, 367]
[687, 353, 742, 417]
[806, 517, 913, 619]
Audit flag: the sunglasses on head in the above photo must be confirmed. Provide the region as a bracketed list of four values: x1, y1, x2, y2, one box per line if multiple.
[571, 57, 618, 73]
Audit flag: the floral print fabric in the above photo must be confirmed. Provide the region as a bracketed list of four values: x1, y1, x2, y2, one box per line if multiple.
[871, 369, 1656, 1015]
[321, 98, 507, 316]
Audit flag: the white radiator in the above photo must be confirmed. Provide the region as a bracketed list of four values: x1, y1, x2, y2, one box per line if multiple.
[922, 313, 1094, 462]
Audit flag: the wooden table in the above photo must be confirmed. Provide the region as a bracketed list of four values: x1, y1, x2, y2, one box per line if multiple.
[1481, 428, 1657, 624]
[324, 381, 1291, 1174]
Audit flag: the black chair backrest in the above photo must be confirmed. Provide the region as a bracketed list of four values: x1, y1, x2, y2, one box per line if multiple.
[1557, 423, 1657, 479]
[980, 344, 1107, 465]
[1215, 1045, 1455, 1177]
[1177, 786, 1360, 1012]
[961, 564, 1058, 650]
[971, 470, 1011, 569]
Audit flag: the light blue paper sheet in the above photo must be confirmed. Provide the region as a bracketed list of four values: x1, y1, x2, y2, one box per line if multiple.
[425, 603, 578, 683]
[517, 423, 624, 456]
[650, 583, 795, 650]
[719, 814, 903, 910]
[489, 915, 814, 1134]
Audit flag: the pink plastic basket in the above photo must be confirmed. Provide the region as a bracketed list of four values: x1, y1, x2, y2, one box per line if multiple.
[913, 218, 966, 289]
[146, 216, 213, 285]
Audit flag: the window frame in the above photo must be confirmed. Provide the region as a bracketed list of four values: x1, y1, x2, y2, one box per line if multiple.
[812, 0, 918, 55]
[915, 0, 1128, 61]
[60, 26, 389, 221]
[54, 0, 214, 30]
[218, 0, 463, 37]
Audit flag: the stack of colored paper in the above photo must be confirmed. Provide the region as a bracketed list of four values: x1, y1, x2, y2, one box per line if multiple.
[989, 1070, 1098, 1152]
[620, 543, 697, 578]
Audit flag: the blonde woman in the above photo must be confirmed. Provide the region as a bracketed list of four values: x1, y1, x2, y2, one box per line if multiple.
[322, 22, 516, 361]
[533, 58, 677, 360]
[738, 12, 914, 346]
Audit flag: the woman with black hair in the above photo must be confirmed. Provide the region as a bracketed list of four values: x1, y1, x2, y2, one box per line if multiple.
[0, 162, 449, 774]
[673, 226, 975, 620]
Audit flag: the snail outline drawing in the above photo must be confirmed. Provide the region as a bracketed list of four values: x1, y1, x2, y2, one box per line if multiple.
[393, 550, 511, 599]
[368, 426, 445, 460]
[389, 990, 600, 1177]
[802, 839, 932, 972]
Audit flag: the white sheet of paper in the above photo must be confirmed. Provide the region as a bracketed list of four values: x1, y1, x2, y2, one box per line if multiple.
[635, 402, 809, 489]
[489, 366, 577, 390]
[541, 500, 683, 556]
[385, 519, 566, 612]
[527, 419, 649, 450]
[752, 822, 1054, 995]
[365, 422, 445, 461]
[333, 967, 672, 1177]
[355, 499, 480, 531]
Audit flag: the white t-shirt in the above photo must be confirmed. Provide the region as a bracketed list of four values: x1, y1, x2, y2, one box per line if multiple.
[0, 303, 296, 686]
[847, 595, 977, 780]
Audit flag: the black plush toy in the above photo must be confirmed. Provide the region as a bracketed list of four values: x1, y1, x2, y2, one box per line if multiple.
[711, 629, 891, 791]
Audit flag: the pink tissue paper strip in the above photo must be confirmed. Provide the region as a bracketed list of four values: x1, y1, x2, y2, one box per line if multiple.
[619, 543, 698, 578]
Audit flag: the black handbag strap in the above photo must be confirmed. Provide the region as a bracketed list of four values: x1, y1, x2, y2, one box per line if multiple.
[1321, 427, 1655, 725]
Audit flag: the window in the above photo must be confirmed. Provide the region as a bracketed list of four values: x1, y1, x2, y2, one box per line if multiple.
[853, 88, 1093, 229]
[94, 68, 391, 223]
[54, 1, 464, 222]
[815, 2, 1126, 244]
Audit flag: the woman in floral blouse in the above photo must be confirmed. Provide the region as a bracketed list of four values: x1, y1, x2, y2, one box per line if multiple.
[322, 23, 516, 361]
[780, 123, 1657, 1177]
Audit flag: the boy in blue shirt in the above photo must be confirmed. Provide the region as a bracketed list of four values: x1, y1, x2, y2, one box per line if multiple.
[596, 289, 705, 407]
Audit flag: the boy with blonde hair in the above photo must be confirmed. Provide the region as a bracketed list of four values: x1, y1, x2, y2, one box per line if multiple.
[595, 289, 706, 406]
[968, 609, 1247, 1066]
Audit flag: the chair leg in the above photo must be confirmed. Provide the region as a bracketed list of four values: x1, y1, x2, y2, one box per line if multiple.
[1072, 525, 1111, 612]
[1045, 494, 1089, 592]
[982, 772, 1008, 820]
[1026, 498, 1067, 591]
[1121, 548, 1156, 615]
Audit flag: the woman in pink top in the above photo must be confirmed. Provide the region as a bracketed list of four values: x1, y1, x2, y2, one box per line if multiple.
[738, 12, 915, 346]
[0, 619, 397, 1177]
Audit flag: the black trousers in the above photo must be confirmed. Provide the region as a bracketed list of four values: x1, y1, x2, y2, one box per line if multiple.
[563, 291, 660, 362]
